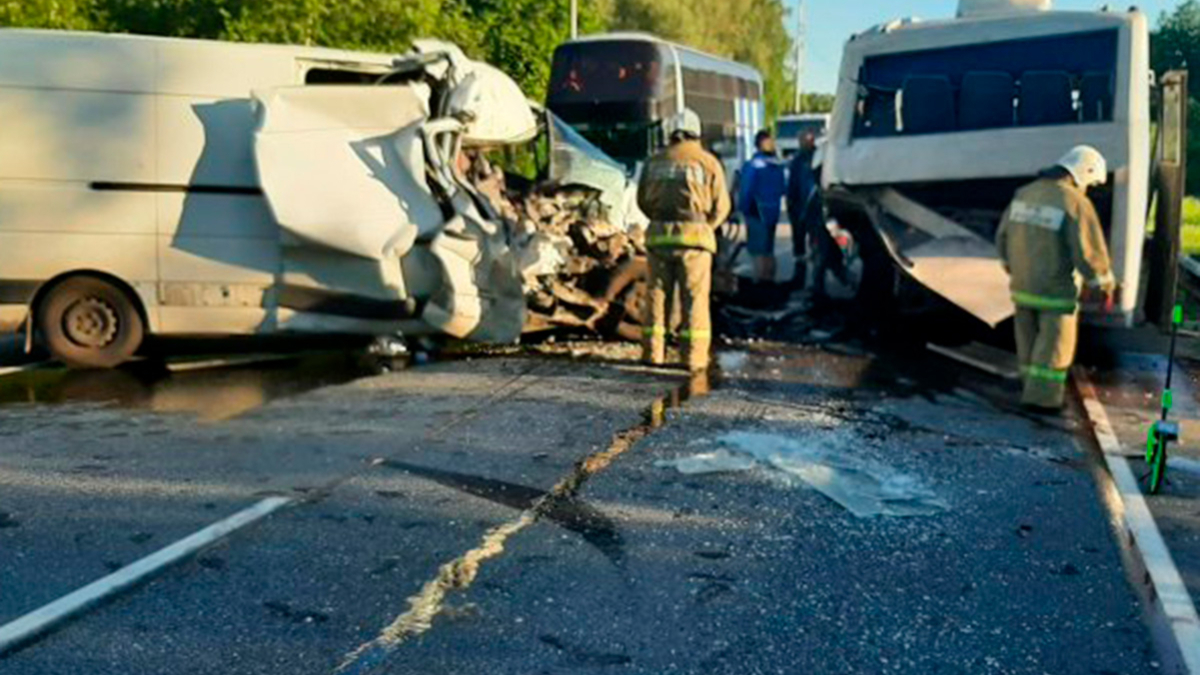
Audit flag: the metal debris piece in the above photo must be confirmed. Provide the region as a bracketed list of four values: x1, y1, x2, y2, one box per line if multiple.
[465, 151, 647, 336]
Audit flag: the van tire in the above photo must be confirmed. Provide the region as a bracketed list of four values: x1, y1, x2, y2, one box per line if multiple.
[38, 277, 144, 369]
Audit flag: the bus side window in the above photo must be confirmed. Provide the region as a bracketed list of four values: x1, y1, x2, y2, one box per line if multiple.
[857, 89, 897, 136]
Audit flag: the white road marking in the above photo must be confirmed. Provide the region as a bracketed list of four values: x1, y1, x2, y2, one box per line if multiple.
[0, 496, 292, 656]
[0, 363, 48, 378]
[1075, 369, 1200, 675]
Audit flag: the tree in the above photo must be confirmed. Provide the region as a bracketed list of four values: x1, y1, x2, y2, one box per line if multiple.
[94, 0, 240, 38]
[0, 0, 95, 30]
[1151, 0, 1200, 195]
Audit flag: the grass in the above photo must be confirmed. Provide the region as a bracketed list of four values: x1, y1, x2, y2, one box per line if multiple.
[1184, 197, 1200, 254]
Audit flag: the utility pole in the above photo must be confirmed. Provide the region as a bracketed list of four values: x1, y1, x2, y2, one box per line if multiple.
[570, 0, 579, 40]
[793, 0, 807, 113]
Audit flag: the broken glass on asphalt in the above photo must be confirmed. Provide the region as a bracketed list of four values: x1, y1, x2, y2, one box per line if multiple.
[657, 430, 948, 518]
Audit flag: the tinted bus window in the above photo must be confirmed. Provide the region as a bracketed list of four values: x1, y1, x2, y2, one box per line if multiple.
[854, 29, 1119, 138]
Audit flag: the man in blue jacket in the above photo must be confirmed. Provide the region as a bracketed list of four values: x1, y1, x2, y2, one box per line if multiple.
[738, 130, 786, 283]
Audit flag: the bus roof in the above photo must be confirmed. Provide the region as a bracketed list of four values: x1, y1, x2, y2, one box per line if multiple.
[563, 32, 762, 84]
[849, 7, 1142, 47]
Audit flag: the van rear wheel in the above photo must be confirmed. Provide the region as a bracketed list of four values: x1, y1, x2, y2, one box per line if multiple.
[38, 277, 144, 369]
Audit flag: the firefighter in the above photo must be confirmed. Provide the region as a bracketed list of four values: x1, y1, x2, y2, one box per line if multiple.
[996, 145, 1116, 410]
[637, 108, 731, 371]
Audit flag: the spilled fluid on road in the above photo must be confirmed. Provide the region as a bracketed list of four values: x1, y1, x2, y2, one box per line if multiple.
[0, 351, 387, 421]
[335, 368, 715, 675]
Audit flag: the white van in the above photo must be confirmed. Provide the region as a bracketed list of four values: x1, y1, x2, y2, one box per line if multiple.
[0, 30, 534, 367]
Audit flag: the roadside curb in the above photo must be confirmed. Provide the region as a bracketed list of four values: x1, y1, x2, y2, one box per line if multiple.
[1074, 368, 1200, 675]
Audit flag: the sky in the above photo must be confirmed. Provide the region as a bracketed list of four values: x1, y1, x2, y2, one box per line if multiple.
[797, 0, 1183, 94]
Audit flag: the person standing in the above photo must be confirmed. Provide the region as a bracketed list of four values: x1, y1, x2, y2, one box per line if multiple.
[996, 145, 1116, 410]
[785, 131, 842, 297]
[738, 130, 787, 283]
[636, 108, 731, 372]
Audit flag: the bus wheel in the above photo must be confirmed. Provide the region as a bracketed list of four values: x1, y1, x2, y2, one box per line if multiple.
[38, 277, 144, 369]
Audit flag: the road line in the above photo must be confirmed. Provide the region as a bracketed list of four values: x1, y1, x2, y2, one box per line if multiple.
[1075, 369, 1200, 675]
[0, 496, 292, 656]
[0, 363, 48, 378]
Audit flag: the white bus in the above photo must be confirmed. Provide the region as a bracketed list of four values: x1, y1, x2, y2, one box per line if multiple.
[822, 1, 1155, 328]
[0, 30, 535, 367]
[546, 33, 765, 176]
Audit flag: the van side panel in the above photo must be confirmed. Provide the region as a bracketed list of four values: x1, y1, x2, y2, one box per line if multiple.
[153, 42, 293, 334]
[0, 34, 160, 330]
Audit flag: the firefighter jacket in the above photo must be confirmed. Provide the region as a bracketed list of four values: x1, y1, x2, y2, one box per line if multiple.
[637, 139, 731, 254]
[996, 176, 1116, 313]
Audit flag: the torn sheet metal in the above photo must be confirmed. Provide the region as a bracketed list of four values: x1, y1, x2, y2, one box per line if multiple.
[408, 39, 538, 146]
[420, 215, 526, 343]
[875, 190, 1015, 326]
[902, 236, 1015, 327]
[253, 85, 442, 260]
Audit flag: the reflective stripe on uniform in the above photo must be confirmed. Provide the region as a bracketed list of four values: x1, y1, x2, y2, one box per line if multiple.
[1012, 291, 1077, 312]
[642, 326, 667, 337]
[1022, 365, 1068, 383]
[647, 234, 714, 249]
[1009, 200, 1066, 231]
[679, 329, 712, 341]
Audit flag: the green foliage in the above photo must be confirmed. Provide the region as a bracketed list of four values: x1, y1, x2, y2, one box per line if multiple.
[793, 92, 835, 114]
[94, 0, 239, 37]
[224, 0, 460, 53]
[0, 0, 95, 29]
[1152, 0, 1200, 96]
[1152, 0, 1200, 196]
[0, 0, 796, 129]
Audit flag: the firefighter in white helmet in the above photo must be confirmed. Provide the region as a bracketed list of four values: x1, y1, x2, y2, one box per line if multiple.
[637, 108, 731, 371]
[996, 145, 1116, 410]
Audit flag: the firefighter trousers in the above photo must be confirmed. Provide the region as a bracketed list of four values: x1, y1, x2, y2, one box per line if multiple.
[1014, 307, 1079, 409]
[643, 248, 713, 371]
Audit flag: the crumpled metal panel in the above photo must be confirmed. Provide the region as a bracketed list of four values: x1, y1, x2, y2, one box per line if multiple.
[253, 85, 442, 260]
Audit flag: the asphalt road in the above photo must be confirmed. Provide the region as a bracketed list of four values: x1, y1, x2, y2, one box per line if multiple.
[0, 341, 1158, 674]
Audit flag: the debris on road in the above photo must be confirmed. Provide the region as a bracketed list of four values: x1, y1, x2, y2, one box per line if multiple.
[658, 430, 948, 518]
[465, 136, 648, 338]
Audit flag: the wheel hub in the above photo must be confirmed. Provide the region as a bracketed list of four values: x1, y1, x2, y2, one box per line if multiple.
[62, 297, 119, 348]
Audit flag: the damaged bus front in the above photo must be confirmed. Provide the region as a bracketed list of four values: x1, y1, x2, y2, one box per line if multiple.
[822, 2, 1151, 328]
